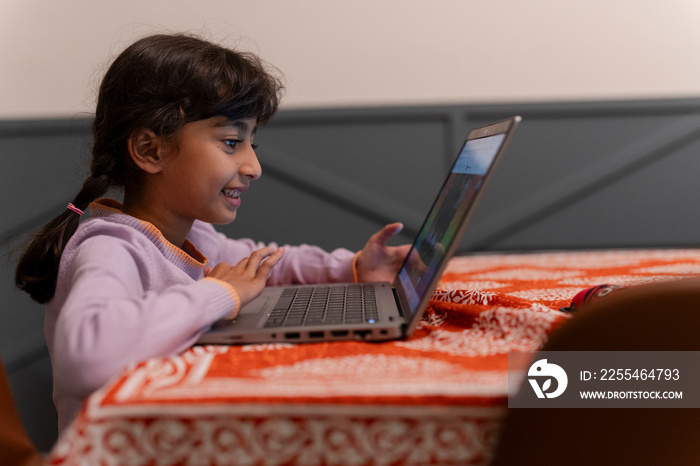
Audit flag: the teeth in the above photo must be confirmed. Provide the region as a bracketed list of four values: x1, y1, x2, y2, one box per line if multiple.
[222, 188, 240, 199]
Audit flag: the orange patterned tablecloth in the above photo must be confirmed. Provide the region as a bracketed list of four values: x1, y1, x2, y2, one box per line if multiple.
[48, 249, 700, 465]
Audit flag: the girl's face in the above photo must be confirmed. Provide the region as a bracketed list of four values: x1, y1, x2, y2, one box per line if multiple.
[158, 116, 261, 229]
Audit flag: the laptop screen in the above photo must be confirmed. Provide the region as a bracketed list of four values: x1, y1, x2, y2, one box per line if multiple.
[397, 131, 509, 313]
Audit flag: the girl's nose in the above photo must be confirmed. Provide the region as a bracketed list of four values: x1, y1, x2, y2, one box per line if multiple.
[240, 144, 262, 180]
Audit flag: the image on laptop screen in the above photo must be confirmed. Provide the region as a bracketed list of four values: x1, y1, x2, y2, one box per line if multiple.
[398, 132, 507, 311]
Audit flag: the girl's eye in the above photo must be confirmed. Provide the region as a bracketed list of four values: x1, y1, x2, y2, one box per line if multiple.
[224, 140, 257, 150]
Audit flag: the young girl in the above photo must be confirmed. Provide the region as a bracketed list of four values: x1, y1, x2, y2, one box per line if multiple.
[15, 33, 409, 434]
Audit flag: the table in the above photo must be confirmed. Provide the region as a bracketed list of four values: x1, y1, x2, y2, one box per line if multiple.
[47, 249, 700, 465]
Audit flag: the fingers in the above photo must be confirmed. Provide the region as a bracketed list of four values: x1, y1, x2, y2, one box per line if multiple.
[237, 247, 285, 277]
[206, 248, 285, 314]
[257, 247, 285, 276]
[373, 223, 404, 245]
[235, 247, 272, 268]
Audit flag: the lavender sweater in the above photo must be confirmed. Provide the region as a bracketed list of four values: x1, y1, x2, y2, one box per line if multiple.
[46, 199, 355, 433]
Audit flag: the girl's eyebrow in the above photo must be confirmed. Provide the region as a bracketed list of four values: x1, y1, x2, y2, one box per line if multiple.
[219, 119, 257, 134]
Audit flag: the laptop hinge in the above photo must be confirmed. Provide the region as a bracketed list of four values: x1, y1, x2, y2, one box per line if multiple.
[392, 287, 405, 318]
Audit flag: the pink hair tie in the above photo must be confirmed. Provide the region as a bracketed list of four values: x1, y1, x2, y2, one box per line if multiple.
[66, 203, 84, 216]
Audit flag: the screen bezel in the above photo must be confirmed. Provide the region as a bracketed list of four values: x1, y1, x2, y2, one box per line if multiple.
[393, 116, 522, 336]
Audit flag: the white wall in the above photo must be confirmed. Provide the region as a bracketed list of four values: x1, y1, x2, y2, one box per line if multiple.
[2, 0, 700, 119]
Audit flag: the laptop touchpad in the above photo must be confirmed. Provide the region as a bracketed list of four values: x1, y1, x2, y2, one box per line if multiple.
[239, 296, 269, 314]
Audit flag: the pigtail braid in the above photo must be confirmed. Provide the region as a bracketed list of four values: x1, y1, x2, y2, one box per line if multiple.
[15, 161, 113, 304]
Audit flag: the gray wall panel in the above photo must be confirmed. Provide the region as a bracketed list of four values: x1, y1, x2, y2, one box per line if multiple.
[1, 120, 89, 241]
[492, 136, 700, 250]
[450, 107, 700, 251]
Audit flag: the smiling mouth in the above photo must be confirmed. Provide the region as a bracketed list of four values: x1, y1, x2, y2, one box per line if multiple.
[221, 188, 241, 199]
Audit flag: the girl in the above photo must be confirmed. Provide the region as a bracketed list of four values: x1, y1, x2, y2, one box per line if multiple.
[15, 33, 409, 433]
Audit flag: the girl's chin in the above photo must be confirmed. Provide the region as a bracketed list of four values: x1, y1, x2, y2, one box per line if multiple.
[215, 213, 237, 225]
[203, 209, 237, 226]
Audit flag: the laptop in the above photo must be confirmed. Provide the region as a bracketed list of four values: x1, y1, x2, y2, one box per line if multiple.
[197, 116, 521, 345]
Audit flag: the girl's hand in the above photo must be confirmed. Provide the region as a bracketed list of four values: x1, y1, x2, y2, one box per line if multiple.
[355, 223, 411, 283]
[204, 247, 285, 318]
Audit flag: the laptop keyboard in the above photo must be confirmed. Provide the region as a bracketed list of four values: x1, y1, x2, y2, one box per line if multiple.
[263, 284, 379, 328]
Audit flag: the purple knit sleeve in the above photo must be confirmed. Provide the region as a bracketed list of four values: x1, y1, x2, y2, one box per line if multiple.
[188, 221, 356, 285]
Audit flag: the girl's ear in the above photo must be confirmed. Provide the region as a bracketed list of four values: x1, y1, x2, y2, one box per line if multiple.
[127, 129, 168, 174]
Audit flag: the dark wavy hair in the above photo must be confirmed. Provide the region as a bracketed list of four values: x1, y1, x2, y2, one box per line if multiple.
[16, 33, 284, 303]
